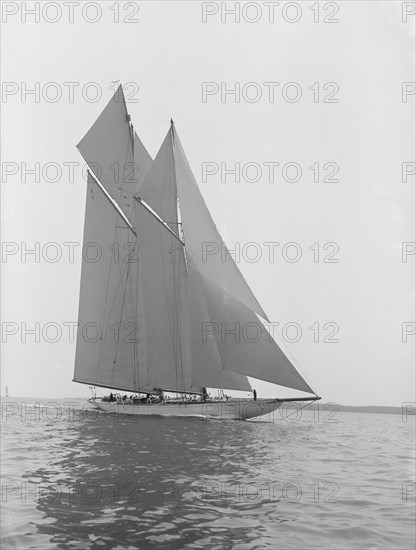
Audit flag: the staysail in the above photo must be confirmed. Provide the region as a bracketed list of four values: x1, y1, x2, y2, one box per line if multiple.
[186, 260, 252, 392]
[199, 272, 314, 394]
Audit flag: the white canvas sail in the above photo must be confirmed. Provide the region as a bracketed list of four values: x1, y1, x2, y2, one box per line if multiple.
[74, 173, 149, 392]
[134, 199, 193, 392]
[138, 126, 180, 236]
[197, 272, 314, 394]
[172, 126, 269, 321]
[187, 261, 252, 392]
[77, 85, 151, 225]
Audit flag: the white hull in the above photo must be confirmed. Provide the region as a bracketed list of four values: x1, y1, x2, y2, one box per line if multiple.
[88, 398, 284, 420]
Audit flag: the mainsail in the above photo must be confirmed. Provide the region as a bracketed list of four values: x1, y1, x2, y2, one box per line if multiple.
[133, 198, 192, 391]
[74, 91, 316, 398]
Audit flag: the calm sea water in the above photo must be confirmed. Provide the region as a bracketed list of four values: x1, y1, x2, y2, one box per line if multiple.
[1, 398, 415, 550]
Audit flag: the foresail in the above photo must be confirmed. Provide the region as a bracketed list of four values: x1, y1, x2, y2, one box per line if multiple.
[134, 198, 192, 392]
[74, 173, 148, 391]
[138, 126, 179, 236]
[172, 127, 269, 321]
[77, 85, 151, 225]
[200, 273, 315, 394]
[187, 262, 252, 392]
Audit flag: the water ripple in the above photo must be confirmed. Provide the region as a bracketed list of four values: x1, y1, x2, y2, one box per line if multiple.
[1, 399, 414, 549]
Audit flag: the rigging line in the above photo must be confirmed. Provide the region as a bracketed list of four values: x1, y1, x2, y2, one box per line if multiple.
[171, 129, 189, 276]
[177, 198, 188, 275]
[113, 252, 133, 368]
[176, 237, 187, 391]
[172, 245, 182, 391]
[149, 218, 176, 389]
[176, 254, 187, 392]
[115, 115, 134, 218]
[100, 231, 132, 341]
[154, 123, 187, 391]
[160, 228, 179, 387]
[157, 224, 185, 392]
[167, 133, 186, 391]
[158, 133, 172, 233]
[134, 119, 170, 126]
[130, 238, 140, 391]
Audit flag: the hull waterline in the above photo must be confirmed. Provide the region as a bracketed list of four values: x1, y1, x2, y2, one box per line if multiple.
[87, 398, 285, 420]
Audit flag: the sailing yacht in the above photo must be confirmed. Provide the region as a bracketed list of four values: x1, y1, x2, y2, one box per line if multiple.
[73, 85, 320, 420]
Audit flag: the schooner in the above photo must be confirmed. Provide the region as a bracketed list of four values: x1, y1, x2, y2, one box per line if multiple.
[73, 85, 320, 420]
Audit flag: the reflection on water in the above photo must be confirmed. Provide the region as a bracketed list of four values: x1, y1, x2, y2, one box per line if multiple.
[1, 399, 415, 549]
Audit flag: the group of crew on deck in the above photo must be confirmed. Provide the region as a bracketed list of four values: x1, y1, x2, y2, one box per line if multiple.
[103, 389, 258, 404]
[104, 390, 212, 405]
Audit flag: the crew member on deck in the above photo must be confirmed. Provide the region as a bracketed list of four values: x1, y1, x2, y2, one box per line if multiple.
[253, 389, 257, 401]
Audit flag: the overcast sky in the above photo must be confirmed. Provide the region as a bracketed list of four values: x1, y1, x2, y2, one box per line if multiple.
[1, 1, 415, 405]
